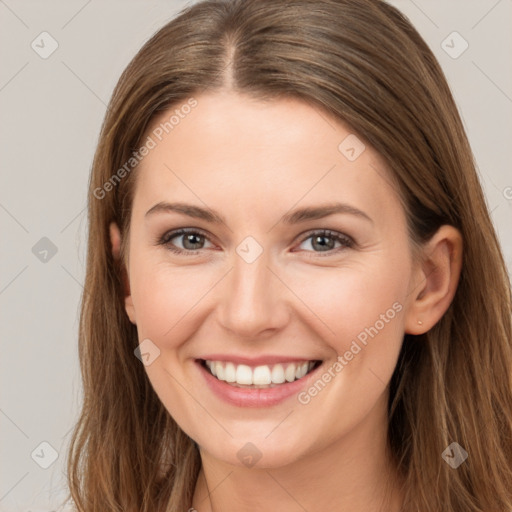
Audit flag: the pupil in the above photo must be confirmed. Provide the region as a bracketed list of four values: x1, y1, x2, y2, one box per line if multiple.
[184, 234, 203, 250]
[313, 235, 333, 251]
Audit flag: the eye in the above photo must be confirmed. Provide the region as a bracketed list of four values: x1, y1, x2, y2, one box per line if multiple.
[158, 228, 214, 255]
[295, 229, 354, 255]
[157, 228, 354, 257]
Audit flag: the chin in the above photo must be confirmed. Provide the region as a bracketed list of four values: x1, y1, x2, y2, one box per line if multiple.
[196, 430, 314, 470]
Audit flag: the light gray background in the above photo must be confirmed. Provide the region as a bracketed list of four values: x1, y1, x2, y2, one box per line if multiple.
[0, 1, 511, 510]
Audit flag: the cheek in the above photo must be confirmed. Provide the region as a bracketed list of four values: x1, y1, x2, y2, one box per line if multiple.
[285, 263, 408, 435]
[129, 254, 215, 345]
[285, 258, 409, 369]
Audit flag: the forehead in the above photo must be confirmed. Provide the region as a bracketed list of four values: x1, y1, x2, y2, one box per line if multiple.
[132, 91, 403, 226]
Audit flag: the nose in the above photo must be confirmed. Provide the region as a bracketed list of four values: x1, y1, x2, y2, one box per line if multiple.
[216, 249, 290, 339]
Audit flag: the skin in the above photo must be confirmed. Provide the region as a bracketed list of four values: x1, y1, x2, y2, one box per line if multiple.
[110, 90, 462, 512]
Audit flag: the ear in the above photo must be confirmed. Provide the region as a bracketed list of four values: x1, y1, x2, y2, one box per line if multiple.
[109, 222, 137, 325]
[404, 225, 463, 334]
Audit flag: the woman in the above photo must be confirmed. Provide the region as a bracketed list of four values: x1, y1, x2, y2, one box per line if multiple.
[65, 0, 512, 510]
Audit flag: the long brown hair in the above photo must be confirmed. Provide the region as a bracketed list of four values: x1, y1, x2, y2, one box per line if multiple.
[64, 0, 512, 510]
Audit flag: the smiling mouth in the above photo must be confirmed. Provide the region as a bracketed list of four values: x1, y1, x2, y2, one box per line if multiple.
[199, 359, 322, 388]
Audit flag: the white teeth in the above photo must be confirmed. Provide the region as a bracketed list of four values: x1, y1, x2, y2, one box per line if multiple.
[204, 360, 318, 387]
[215, 361, 225, 381]
[271, 364, 286, 384]
[295, 362, 308, 379]
[253, 365, 272, 385]
[224, 362, 236, 382]
[285, 364, 296, 382]
[236, 364, 253, 385]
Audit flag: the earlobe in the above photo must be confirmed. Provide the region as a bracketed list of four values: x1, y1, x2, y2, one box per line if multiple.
[109, 222, 137, 325]
[124, 295, 137, 325]
[404, 225, 463, 335]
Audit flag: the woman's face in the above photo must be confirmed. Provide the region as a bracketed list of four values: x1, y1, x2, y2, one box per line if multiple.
[118, 91, 422, 468]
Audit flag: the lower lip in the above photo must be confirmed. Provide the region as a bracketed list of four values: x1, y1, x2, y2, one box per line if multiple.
[196, 360, 322, 408]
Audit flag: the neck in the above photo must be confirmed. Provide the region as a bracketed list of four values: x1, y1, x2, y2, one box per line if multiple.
[192, 397, 404, 512]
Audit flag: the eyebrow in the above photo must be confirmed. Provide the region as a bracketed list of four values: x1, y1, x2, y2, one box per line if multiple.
[145, 201, 373, 225]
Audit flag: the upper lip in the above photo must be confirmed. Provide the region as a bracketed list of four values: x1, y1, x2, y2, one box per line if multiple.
[197, 354, 321, 366]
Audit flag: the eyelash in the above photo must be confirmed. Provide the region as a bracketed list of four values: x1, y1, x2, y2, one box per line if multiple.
[157, 228, 355, 257]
